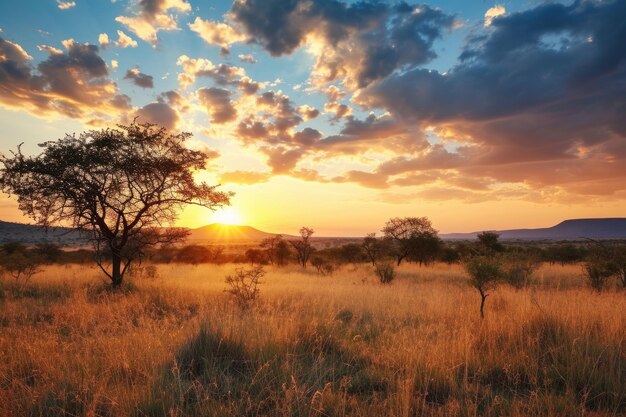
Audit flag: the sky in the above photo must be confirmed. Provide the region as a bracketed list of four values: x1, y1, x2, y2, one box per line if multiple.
[0, 0, 625, 236]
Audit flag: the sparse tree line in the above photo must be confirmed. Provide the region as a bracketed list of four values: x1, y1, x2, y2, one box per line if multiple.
[2, 122, 626, 318]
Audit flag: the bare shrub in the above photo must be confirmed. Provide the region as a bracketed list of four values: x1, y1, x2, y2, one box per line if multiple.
[126, 264, 159, 280]
[311, 257, 335, 276]
[0, 251, 42, 286]
[374, 262, 395, 284]
[225, 266, 264, 309]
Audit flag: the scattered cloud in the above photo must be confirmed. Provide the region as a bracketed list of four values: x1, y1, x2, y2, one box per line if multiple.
[238, 53, 257, 64]
[197, 87, 237, 124]
[124, 68, 154, 88]
[188, 17, 246, 53]
[0, 36, 128, 122]
[135, 101, 179, 129]
[116, 0, 191, 44]
[484, 5, 506, 27]
[115, 30, 138, 48]
[56, 1, 76, 10]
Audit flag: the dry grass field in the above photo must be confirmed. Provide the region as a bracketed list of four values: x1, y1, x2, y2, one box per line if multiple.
[1, 262, 625, 416]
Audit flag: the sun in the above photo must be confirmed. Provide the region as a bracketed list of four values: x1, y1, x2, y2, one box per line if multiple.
[211, 207, 243, 225]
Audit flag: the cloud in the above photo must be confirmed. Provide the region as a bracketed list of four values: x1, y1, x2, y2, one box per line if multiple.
[124, 68, 154, 88]
[228, 0, 456, 89]
[115, 30, 138, 48]
[238, 53, 257, 64]
[0, 36, 127, 122]
[110, 59, 118, 70]
[197, 87, 237, 124]
[350, 0, 626, 197]
[484, 5, 506, 27]
[135, 101, 179, 130]
[220, 170, 271, 185]
[263, 147, 304, 173]
[37, 44, 63, 55]
[56, 1, 76, 10]
[116, 0, 191, 44]
[188, 17, 246, 52]
[98, 33, 110, 48]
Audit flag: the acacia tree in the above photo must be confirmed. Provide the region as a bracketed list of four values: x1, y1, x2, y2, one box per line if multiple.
[0, 122, 231, 287]
[477, 231, 504, 254]
[290, 227, 315, 268]
[362, 233, 386, 266]
[464, 256, 502, 319]
[260, 234, 289, 266]
[382, 217, 439, 266]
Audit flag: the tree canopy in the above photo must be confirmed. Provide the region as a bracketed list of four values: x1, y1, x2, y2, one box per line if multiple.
[0, 122, 231, 286]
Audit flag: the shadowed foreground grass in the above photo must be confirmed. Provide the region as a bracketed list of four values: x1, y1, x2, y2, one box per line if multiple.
[0, 263, 625, 416]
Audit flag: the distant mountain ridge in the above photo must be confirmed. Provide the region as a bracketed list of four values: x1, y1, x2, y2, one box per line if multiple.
[2, 218, 626, 244]
[0, 221, 290, 244]
[0, 220, 86, 245]
[441, 218, 626, 240]
[188, 223, 295, 241]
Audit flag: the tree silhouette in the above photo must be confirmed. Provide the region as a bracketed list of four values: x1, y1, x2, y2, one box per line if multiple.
[0, 122, 231, 287]
[290, 227, 315, 268]
[382, 217, 439, 266]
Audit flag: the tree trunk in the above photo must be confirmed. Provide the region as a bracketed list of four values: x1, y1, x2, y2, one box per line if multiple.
[111, 252, 123, 287]
[479, 291, 488, 319]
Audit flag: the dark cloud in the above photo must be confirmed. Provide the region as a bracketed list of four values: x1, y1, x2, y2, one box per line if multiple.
[135, 102, 179, 130]
[197, 87, 237, 124]
[263, 147, 304, 173]
[124, 68, 154, 88]
[229, 0, 455, 88]
[352, 0, 626, 195]
[0, 37, 124, 119]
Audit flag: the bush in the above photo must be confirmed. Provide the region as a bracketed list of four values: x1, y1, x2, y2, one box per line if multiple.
[503, 254, 540, 288]
[225, 266, 264, 309]
[126, 264, 159, 280]
[583, 255, 613, 292]
[374, 262, 395, 284]
[0, 251, 43, 286]
[311, 257, 335, 276]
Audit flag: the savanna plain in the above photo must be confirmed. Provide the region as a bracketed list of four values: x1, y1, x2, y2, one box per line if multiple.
[1, 262, 625, 417]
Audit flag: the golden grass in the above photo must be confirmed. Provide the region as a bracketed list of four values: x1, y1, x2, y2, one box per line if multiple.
[1, 262, 625, 416]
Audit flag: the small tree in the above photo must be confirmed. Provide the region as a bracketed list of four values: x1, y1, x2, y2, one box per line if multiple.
[311, 256, 335, 276]
[0, 122, 231, 287]
[477, 231, 504, 254]
[583, 253, 613, 292]
[584, 240, 626, 289]
[244, 248, 265, 265]
[362, 233, 383, 266]
[0, 251, 42, 285]
[225, 266, 264, 309]
[464, 256, 502, 319]
[260, 234, 289, 266]
[339, 243, 364, 265]
[290, 227, 315, 268]
[382, 217, 438, 266]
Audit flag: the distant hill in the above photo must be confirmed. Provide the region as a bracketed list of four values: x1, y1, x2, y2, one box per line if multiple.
[2, 218, 626, 245]
[187, 223, 288, 242]
[0, 220, 87, 245]
[442, 218, 626, 240]
[0, 221, 285, 245]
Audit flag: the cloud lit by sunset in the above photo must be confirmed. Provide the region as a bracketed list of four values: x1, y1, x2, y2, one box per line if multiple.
[1, 0, 625, 235]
